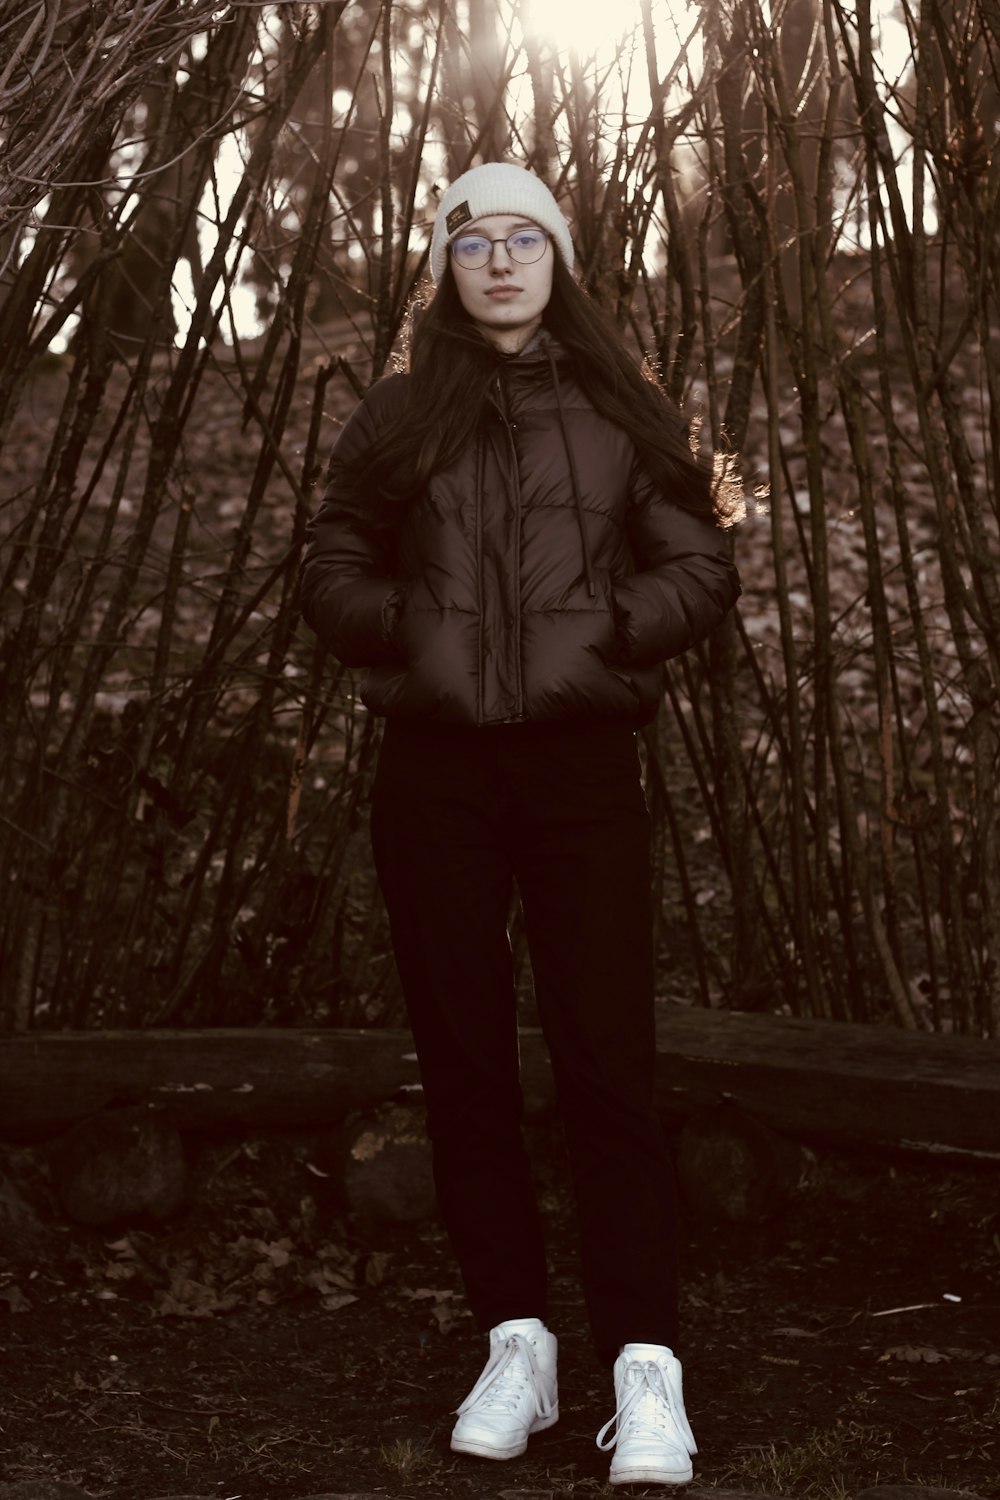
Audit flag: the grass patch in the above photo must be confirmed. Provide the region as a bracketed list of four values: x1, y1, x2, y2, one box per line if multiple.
[377, 1434, 442, 1481]
[717, 1421, 891, 1497]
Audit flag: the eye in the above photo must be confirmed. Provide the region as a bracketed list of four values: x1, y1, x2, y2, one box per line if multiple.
[454, 236, 490, 255]
[511, 230, 544, 250]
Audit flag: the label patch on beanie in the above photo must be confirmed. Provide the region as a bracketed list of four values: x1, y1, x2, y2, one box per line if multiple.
[446, 200, 473, 234]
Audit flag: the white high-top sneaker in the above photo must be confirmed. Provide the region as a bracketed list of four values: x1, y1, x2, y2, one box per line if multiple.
[450, 1316, 558, 1460]
[596, 1342, 697, 1486]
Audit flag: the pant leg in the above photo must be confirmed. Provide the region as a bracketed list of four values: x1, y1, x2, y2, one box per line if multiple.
[500, 723, 680, 1365]
[370, 720, 547, 1329]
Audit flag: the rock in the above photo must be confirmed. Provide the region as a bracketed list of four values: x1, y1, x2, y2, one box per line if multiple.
[47, 1104, 186, 1226]
[188, 1128, 325, 1225]
[676, 1103, 811, 1223]
[0, 1144, 52, 1261]
[854, 1490, 989, 1500]
[333, 1100, 436, 1223]
[0, 1283, 32, 1312]
[0, 1175, 43, 1243]
[497, 1492, 569, 1499]
[499, 1491, 789, 1500]
[686, 1492, 794, 1500]
[498, 1492, 602, 1500]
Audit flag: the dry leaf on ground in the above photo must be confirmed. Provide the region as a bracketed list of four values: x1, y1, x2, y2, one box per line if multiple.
[880, 1344, 950, 1363]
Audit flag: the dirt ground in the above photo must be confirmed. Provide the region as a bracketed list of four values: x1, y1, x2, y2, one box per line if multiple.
[2, 1118, 999, 1500]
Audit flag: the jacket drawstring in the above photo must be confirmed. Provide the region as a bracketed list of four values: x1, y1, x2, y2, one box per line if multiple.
[547, 349, 597, 598]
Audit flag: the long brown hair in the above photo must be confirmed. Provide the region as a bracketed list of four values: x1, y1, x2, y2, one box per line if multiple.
[339, 254, 736, 525]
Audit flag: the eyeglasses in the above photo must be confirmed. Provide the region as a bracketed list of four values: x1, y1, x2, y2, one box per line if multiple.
[450, 227, 550, 271]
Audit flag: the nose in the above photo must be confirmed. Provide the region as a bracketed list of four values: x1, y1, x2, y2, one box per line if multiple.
[489, 241, 515, 274]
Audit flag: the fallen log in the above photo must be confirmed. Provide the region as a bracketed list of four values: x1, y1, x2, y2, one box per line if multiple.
[653, 1008, 1000, 1159]
[0, 1010, 997, 1158]
[0, 1026, 552, 1141]
[0, 1028, 426, 1140]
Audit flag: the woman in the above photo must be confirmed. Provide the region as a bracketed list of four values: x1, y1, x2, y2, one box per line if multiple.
[299, 162, 741, 1487]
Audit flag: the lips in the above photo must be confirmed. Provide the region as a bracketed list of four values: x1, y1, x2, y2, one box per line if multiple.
[486, 287, 521, 298]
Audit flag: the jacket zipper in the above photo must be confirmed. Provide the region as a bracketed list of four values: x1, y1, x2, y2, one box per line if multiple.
[494, 373, 523, 720]
[474, 431, 486, 727]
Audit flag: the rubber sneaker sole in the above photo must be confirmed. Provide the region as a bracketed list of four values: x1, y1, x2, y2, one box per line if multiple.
[450, 1406, 559, 1460]
[609, 1453, 694, 1485]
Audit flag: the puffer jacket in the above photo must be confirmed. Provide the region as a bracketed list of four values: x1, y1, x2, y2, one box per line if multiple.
[299, 336, 741, 727]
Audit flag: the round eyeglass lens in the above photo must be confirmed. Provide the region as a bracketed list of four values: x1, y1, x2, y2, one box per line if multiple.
[451, 236, 492, 269]
[451, 228, 549, 270]
[506, 229, 548, 263]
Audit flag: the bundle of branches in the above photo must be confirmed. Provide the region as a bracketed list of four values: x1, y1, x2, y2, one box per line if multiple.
[0, 0, 239, 222]
[0, 0, 997, 1038]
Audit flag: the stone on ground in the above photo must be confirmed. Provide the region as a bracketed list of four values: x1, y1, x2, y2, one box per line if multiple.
[676, 1102, 812, 1222]
[854, 1489, 989, 1500]
[499, 1490, 790, 1499]
[334, 1099, 435, 1223]
[0, 1145, 54, 1262]
[46, 1103, 186, 1226]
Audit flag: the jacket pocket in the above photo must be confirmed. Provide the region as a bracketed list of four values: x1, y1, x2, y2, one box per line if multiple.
[592, 569, 628, 666]
[380, 585, 409, 660]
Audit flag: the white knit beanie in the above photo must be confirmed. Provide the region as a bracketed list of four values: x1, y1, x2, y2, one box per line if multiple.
[429, 162, 574, 282]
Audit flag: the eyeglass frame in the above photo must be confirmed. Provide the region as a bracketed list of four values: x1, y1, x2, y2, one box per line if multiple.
[449, 227, 552, 271]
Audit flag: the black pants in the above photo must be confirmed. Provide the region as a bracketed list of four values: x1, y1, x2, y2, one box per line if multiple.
[370, 717, 679, 1365]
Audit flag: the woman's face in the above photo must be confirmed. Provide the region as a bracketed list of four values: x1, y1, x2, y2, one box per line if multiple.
[449, 213, 554, 353]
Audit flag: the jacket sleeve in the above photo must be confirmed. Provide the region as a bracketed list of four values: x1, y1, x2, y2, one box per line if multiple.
[298, 387, 404, 668]
[611, 454, 742, 667]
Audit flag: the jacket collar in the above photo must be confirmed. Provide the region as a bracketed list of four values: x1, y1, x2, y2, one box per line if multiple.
[498, 326, 567, 366]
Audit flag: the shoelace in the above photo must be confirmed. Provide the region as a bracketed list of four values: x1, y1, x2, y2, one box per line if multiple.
[595, 1358, 695, 1454]
[455, 1333, 553, 1419]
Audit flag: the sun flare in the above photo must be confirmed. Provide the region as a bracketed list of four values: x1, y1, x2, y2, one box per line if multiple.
[516, 0, 704, 89]
[518, 0, 635, 60]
